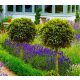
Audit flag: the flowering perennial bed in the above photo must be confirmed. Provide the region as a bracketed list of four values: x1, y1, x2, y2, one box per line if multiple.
[0, 18, 80, 76]
[3, 39, 71, 75]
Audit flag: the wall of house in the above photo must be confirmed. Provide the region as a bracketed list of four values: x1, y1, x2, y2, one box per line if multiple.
[2, 5, 79, 21]
[6, 13, 75, 21]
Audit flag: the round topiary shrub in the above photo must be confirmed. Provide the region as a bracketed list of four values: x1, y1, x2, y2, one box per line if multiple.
[40, 18, 74, 75]
[8, 18, 36, 43]
[41, 18, 74, 48]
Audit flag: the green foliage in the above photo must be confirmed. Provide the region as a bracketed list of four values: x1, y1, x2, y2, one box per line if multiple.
[75, 11, 80, 22]
[75, 29, 80, 34]
[61, 42, 80, 64]
[35, 24, 44, 31]
[28, 55, 53, 70]
[0, 45, 43, 76]
[40, 18, 74, 75]
[44, 70, 57, 76]
[0, 21, 3, 29]
[1, 16, 12, 22]
[0, 32, 8, 43]
[31, 24, 43, 45]
[34, 8, 41, 24]
[0, 5, 3, 13]
[27, 54, 70, 76]
[40, 18, 74, 49]
[0, 16, 12, 31]
[8, 18, 36, 43]
[67, 64, 80, 76]
[59, 59, 72, 75]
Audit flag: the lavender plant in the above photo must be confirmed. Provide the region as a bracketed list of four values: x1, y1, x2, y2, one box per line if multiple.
[4, 39, 71, 75]
[75, 34, 80, 40]
[69, 20, 80, 40]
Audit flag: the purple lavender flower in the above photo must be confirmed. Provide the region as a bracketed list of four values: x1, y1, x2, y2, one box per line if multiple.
[58, 51, 63, 55]
[4, 39, 70, 71]
[75, 34, 80, 40]
[69, 21, 80, 30]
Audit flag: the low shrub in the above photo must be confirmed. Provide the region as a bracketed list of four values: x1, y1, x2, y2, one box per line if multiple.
[0, 22, 3, 29]
[61, 43, 80, 64]
[0, 45, 43, 76]
[0, 16, 12, 32]
[44, 70, 58, 76]
[1, 16, 12, 23]
[35, 24, 44, 32]
[0, 21, 5, 33]
[0, 32, 8, 43]
[67, 64, 80, 76]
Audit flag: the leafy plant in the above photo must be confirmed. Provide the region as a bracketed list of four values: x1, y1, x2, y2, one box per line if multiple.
[4, 40, 71, 75]
[0, 22, 3, 29]
[40, 18, 74, 75]
[0, 45, 43, 76]
[0, 16, 12, 32]
[1, 16, 12, 23]
[67, 64, 80, 76]
[62, 43, 80, 64]
[0, 32, 8, 43]
[34, 8, 42, 24]
[9, 18, 36, 43]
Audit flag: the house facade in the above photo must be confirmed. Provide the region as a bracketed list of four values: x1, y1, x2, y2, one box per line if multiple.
[2, 5, 80, 21]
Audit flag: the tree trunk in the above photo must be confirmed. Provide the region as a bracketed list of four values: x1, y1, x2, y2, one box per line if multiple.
[20, 43, 24, 60]
[55, 48, 59, 76]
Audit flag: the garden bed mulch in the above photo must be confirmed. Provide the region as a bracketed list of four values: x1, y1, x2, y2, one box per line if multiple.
[0, 62, 16, 76]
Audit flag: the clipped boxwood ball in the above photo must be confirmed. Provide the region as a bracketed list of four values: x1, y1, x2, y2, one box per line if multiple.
[8, 18, 36, 43]
[40, 18, 74, 48]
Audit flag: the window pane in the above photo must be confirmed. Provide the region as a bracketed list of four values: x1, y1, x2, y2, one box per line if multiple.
[72, 5, 75, 12]
[76, 5, 79, 11]
[25, 5, 32, 12]
[68, 5, 70, 13]
[55, 5, 63, 13]
[45, 5, 52, 13]
[7, 5, 13, 11]
[34, 5, 42, 12]
[16, 5, 22, 12]
[0, 5, 2, 12]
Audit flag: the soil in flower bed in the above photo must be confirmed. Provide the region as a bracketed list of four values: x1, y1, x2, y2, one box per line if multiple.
[0, 62, 16, 76]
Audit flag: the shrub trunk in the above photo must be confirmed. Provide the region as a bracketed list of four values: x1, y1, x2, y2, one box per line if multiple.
[19, 43, 24, 60]
[55, 48, 59, 75]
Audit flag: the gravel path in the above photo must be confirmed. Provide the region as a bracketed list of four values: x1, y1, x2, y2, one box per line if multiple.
[0, 62, 16, 76]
